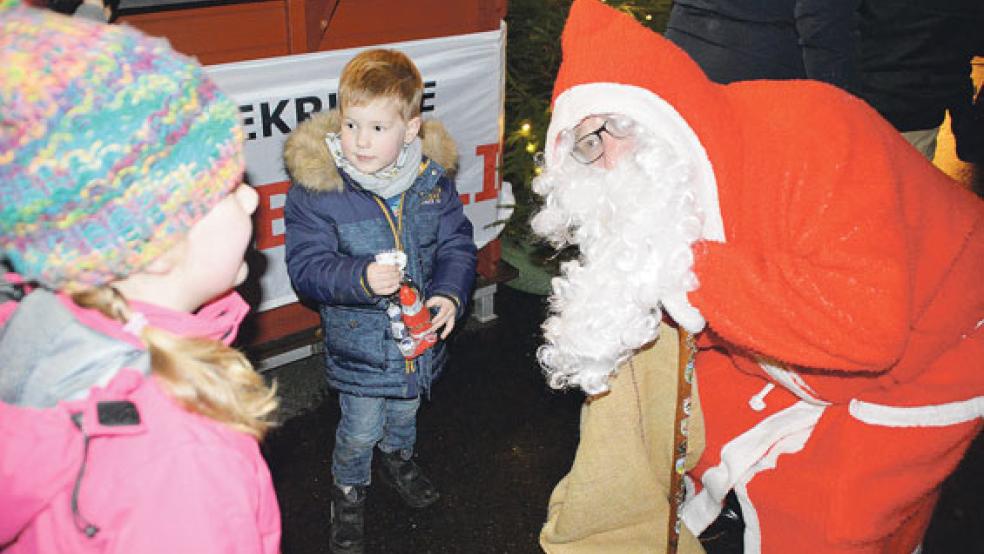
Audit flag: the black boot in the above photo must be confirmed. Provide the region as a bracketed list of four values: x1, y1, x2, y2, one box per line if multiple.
[377, 449, 440, 508]
[330, 484, 366, 554]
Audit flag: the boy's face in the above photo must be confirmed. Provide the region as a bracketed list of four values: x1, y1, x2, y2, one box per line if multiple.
[340, 97, 421, 174]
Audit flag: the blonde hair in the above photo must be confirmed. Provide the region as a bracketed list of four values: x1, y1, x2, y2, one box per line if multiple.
[338, 48, 423, 120]
[69, 286, 278, 439]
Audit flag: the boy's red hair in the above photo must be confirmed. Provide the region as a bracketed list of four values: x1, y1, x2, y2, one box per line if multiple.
[339, 48, 423, 120]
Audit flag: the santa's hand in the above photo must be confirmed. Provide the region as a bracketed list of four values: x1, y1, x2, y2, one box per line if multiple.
[366, 262, 401, 296]
[425, 296, 457, 339]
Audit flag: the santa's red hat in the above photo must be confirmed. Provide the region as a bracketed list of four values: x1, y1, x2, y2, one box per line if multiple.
[549, 0, 737, 165]
[544, 0, 731, 245]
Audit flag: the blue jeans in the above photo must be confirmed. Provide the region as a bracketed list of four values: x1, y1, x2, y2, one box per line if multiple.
[332, 393, 420, 486]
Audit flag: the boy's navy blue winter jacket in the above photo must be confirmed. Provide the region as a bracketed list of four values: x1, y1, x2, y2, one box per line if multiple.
[283, 110, 476, 398]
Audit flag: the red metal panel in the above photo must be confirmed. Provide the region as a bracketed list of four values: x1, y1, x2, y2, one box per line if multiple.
[319, 0, 506, 50]
[119, 1, 292, 64]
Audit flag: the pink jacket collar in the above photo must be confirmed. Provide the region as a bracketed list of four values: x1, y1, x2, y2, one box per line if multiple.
[58, 291, 250, 350]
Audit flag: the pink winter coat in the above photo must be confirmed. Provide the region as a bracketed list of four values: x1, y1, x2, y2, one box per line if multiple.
[0, 369, 281, 553]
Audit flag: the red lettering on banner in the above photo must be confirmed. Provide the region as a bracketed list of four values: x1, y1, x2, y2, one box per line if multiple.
[460, 142, 500, 205]
[254, 180, 290, 250]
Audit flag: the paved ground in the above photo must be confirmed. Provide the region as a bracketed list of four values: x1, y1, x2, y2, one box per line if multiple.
[261, 285, 983, 554]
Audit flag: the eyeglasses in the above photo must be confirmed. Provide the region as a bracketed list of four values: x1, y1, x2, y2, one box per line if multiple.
[570, 117, 633, 165]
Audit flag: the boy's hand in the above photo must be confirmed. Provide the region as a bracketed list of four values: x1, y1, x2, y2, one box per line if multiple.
[366, 262, 401, 296]
[425, 296, 457, 339]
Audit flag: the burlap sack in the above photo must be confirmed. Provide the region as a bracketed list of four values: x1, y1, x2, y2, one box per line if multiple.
[540, 324, 705, 554]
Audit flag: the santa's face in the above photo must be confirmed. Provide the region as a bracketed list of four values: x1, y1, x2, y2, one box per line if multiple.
[531, 115, 704, 395]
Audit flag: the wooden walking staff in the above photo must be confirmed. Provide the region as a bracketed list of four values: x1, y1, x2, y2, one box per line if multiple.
[666, 330, 696, 554]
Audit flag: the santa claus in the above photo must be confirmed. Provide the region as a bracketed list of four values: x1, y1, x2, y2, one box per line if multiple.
[534, 1, 984, 553]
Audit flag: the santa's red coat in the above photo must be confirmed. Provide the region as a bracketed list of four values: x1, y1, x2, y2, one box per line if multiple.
[688, 79, 984, 553]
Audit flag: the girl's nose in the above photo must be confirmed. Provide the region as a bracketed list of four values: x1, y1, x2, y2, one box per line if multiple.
[236, 183, 259, 215]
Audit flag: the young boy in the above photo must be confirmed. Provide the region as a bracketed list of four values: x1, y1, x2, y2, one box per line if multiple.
[282, 49, 476, 554]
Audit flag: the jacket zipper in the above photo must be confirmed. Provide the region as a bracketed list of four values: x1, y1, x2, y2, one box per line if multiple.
[372, 193, 415, 375]
[373, 193, 404, 251]
[69, 413, 100, 538]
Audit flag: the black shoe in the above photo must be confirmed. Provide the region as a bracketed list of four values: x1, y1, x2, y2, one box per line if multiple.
[377, 450, 440, 509]
[330, 484, 367, 554]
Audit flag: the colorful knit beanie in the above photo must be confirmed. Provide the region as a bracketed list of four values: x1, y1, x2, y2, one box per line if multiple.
[0, 0, 244, 288]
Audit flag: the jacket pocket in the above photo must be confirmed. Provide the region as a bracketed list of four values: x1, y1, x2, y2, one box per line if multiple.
[321, 306, 386, 369]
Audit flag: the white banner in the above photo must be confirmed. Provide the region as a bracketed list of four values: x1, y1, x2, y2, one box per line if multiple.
[206, 23, 509, 311]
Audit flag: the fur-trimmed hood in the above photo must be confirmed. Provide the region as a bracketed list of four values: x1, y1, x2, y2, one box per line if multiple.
[282, 110, 458, 193]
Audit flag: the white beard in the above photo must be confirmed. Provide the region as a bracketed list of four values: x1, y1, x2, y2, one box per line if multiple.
[530, 134, 705, 395]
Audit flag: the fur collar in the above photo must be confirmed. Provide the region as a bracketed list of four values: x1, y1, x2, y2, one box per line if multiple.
[282, 110, 458, 193]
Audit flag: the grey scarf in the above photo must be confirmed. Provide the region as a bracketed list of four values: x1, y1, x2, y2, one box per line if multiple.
[325, 133, 423, 199]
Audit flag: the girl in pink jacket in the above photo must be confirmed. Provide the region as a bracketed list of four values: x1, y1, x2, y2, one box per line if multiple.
[0, 2, 281, 552]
